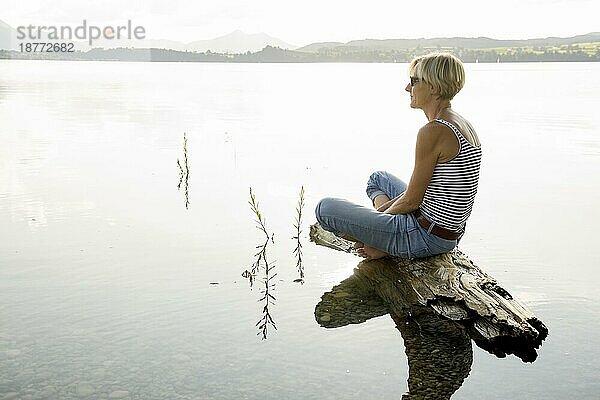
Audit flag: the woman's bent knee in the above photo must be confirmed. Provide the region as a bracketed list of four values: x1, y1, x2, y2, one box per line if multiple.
[366, 171, 389, 201]
[315, 197, 341, 233]
[315, 197, 335, 220]
[367, 171, 388, 187]
[370, 170, 387, 179]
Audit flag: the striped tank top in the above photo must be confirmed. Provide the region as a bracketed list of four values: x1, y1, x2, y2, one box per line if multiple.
[419, 118, 482, 232]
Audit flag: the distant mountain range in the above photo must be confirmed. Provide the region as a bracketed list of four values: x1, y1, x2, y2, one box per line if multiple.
[296, 33, 600, 53]
[0, 20, 296, 52]
[2, 18, 599, 54]
[185, 30, 295, 53]
[1, 18, 599, 63]
[90, 30, 297, 53]
[0, 19, 16, 50]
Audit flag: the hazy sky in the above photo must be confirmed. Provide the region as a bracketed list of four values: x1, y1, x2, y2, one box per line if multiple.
[2, 0, 597, 46]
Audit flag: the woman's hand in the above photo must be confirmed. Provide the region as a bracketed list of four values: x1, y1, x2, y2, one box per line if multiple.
[376, 195, 400, 212]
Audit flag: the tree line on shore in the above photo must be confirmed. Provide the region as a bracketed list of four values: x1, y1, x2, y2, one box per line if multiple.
[2, 43, 599, 63]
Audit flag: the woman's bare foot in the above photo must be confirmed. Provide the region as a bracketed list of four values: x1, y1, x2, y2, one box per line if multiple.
[353, 242, 389, 260]
[353, 241, 365, 256]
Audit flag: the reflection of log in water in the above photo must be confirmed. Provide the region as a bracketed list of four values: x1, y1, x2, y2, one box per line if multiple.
[177, 132, 190, 209]
[315, 268, 472, 399]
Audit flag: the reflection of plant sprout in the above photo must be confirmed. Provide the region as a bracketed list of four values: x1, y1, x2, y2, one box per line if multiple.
[292, 186, 305, 283]
[242, 187, 277, 339]
[176, 132, 190, 209]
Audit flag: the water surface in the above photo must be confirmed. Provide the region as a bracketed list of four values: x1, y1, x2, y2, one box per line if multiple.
[1, 60, 599, 399]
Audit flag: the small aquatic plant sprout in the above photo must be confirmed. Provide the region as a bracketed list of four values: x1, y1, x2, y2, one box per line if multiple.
[292, 186, 305, 283]
[242, 187, 277, 339]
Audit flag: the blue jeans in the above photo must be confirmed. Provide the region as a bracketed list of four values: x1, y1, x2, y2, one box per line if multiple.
[315, 171, 457, 259]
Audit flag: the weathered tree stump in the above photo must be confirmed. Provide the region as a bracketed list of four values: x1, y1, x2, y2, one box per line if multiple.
[311, 223, 548, 363]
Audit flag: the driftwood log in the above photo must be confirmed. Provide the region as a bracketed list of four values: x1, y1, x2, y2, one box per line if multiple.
[311, 223, 548, 363]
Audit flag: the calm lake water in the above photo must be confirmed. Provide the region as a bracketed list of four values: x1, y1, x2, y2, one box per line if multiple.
[1, 60, 599, 399]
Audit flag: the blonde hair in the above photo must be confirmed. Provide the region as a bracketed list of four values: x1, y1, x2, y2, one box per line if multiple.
[410, 52, 465, 100]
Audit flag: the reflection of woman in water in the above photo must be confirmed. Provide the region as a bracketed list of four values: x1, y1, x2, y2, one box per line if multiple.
[316, 53, 482, 259]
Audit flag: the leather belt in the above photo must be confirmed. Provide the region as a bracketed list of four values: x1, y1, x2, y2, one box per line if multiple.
[413, 209, 462, 240]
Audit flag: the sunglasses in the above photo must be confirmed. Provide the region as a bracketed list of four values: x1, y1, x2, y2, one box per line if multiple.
[410, 76, 421, 86]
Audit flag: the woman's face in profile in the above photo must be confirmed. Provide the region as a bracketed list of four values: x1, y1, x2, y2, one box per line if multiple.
[406, 77, 431, 109]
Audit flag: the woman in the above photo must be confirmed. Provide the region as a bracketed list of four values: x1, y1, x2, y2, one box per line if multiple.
[315, 52, 482, 259]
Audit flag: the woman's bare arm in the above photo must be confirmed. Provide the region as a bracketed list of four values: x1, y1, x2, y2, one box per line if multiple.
[385, 124, 443, 215]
